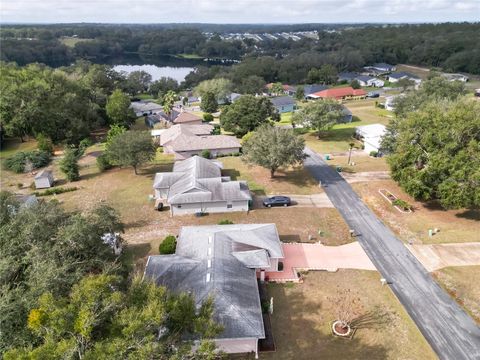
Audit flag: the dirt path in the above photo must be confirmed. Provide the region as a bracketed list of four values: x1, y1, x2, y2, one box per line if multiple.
[407, 242, 480, 271]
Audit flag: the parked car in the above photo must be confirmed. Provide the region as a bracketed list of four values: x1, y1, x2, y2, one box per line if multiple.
[367, 92, 380, 98]
[263, 196, 291, 207]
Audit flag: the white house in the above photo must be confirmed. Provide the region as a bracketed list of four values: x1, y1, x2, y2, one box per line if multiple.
[130, 101, 163, 117]
[34, 170, 54, 189]
[153, 156, 251, 216]
[355, 124, 387, 154]
[144, 223, 284, 359]
[388, 72, 422, 85]
[355, 75, 385, 87]
[442, 73, 469, 82]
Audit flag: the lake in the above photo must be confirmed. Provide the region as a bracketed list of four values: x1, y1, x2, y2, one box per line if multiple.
[113, 64, 194, 83]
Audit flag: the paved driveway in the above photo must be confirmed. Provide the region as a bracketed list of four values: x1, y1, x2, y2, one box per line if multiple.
[407, 242, 480, 271]
[304, 147, 480, 360]
[266, 242, 376, 282]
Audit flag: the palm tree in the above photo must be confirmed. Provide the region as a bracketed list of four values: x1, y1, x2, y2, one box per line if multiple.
[347, 142, 355, 164]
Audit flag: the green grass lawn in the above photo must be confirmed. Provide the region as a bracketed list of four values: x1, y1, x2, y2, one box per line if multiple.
[0, 138, 38, 159]
[277, 112, 293, 125]
[60, 37, 94, 47]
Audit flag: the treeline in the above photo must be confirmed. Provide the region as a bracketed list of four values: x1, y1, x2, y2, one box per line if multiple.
[1, 23, 479, 74]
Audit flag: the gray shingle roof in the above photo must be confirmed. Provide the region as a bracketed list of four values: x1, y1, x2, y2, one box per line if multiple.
[269, 96, 295, 107]
[144, 224, 284, 340]
[303, 84, 329, 95]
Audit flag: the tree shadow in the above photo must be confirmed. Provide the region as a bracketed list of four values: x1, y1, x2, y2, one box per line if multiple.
[350, 308, 392, 330]
[124, 219, 152, 230]
[223, 168, 241, 180]
[455, 209, 480, 221]
[140, 162, 174, 177]
[280, 234, 302, 243]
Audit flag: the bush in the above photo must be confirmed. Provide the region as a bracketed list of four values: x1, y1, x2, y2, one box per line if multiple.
[392, 199, 412, 211]
[159, 235, 177, 254]
[211, 124, 221, 135]
[33, 186, 78, 197]
[96, 154, 113, 172]
[369, 150, 378, 157]
[36, 134, 54, 155]
[200, 149, 211, 159]
[79, 138, 93, 154]
[203, 113, 214, 122]
[59, 147, 80, 182]
[5, 151, 51, 173]
[218, 219, 233, 225]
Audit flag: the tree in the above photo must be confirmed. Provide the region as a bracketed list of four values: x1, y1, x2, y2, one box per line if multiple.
[242, 124, 305, 178]
[105, 124, 127, 150]
[106, 131, 156, 174]
[317, 64, 338, 85]
[5, 274, 222, 359]
[36, 133, 54, 154]
[159, 235, 177, 254]
[270, 82, 284, 96]
[306, 68, 320, 84]
[0, 196, 125, 352]
[388, 99, 480, 209]
[200, 91, 218, 113]
[350, 79, 361, 89]
[220, 95, 275, 137]
[295, 86, 305, 101]
[122, 70, 152, 95]
[162, 90, 177, 120]
[327, 287, 364, 335]
[347, 142, 355, 165]
[195, 78, 233, 102]
[397, 78, 415, 92]
[239, 75, 265, 94]
[59, 146, 81, 181]
[292, 99, 344, 138]
[106, 89, 136, 127]
[148, 76, 179, 97]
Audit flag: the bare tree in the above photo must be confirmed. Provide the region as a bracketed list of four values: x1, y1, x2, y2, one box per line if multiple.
[328, 287, 364, 333]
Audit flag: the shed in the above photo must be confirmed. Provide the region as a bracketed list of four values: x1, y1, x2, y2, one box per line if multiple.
[34, 170, 54, 189]
[355, 124, 387, 154]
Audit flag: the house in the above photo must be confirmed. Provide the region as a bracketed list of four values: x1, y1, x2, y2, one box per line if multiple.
[355, 124, 387, 154]
[153, 156, 252, 215]
[265, 83, 296, 96]
[442, 73, 469, 82]
[384, 96, 397, 111]
[307, 87, 366, 100]
[144, 223, 284, 358]
[365, 63, 396, 74]
[337, 72, 359, 83]
[340, 106, 353, 123]
[34, 170, 54, 189]
[269, 96, 296, 113]
[228, 92, 242, 103]
[387, 72, 421, 85]
[130, 101, 163, 117]
[145, 109, 204, 128]
[354, 75, 384, 87]
[302, 84, 329, 98]
[159, 124, 239, 160]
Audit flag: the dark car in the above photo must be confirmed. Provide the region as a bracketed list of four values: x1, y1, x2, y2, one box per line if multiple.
[367, 92, 380, 98]
[263, 196, 291, 207]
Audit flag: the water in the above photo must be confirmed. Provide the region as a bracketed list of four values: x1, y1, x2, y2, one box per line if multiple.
[113, 64, 194, 83]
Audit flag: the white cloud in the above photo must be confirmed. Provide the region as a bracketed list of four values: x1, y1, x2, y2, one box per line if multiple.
[0, 0, 478, 23]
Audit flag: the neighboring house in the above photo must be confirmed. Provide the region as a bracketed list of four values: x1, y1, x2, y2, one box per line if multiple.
[442, 73, 469, 82]
[228, 92, 242, 103]
[130, 101, 163, 117]
[302, 84, 329, 98]
[265, 83, 296, 96]
[387, 72, 422, 85]
[355, 75, 384, 87]
[145, 109, 204, 128]
[364, 63, 396, 74]
[34, 170, 54, 189]
[340, 106, 353, 123]
[337, 72, 359, 82]
[355, 124, 387, 154]
[144, 223, 284, 358]
[159, 124, 239, 160]
[153, 156, 252, 215]
[269, 96, 296, 113]
[307, 87, 366, 100]
[384, 96, 396, 111]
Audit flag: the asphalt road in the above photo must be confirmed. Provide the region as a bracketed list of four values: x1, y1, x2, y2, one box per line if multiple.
[304, 147, 480, 360]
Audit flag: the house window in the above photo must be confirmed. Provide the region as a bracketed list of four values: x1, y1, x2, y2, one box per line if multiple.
[177, 205, 182, 208]
[227, 204, 233, 209]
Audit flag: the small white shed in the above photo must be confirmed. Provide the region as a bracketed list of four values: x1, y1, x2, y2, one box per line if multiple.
[34, 170, 54, 189]
[356, 124, 387, 154]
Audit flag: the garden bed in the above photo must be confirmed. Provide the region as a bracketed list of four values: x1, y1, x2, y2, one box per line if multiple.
[378, 189, 412, 213]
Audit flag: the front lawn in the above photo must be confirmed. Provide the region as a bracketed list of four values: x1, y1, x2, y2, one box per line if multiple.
[325, 153, 390, 173]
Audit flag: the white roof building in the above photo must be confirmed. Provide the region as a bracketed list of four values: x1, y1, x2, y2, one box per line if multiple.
[355, 124, 387, 154]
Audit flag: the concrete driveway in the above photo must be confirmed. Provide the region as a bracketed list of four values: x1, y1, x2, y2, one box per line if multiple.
[407, 242, 480, 271]
[253, 193, 333, 209]
[266, 242, 376, 282]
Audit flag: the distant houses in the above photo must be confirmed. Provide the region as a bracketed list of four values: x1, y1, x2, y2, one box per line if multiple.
[387, 72, 422, 85]
[307, 87, 367, 100]
[338, 72, 384, 87]
[302, 84, 329, 98]
[145, 108, 203, 128]
[442, 73, 469, 82]
[144, 223, 284, 357]
[363, 63, 396, 75]
[153, 156, 251, 215]
[270, 96, 296, 113]
[130, 101, 163, 117]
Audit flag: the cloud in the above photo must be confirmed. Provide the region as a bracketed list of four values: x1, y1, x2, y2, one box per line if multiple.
[1, 0, 478, 23]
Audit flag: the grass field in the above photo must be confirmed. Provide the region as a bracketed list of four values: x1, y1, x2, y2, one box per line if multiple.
[60, 37, 94, 47]
[432, 266, 480, 323]
[257, 270, 436, 360]
[344, 99, 392, 126]
[326, 153, 390, 173]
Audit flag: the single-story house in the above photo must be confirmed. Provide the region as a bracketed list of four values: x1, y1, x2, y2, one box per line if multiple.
[159, 124, 239, 160]
[387, 72, 421, 85]
[337, 72, 359, 83]
[355, 75, 384, 87]
[265, 83, 296, 96]
[34, 170, 54, 189]
[307, 87, 366, 100]
[355, 124, 387, 154]
[145, 109, 204, 128]
[130, 101, 163, 117]
[153, 156, 252, 215]
[442, 73, 469, 82]
[364, 63, 396, 74]
[302, 84, 329, 98]
[144, 223, 284, 358]
[269, 96, 296, 113]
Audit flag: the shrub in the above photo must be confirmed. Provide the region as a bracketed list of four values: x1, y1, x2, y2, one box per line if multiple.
[36, 134, 54, 155]
[159, 235, 177, 254]
[96, 154, 113, 172]
[79, 138, 93, 154]
[5, 151, 51, 173]
[392, 199, 412, 211]
[59, 147, 80, 181]
[33, 186, 78, 197]
[218, 219, 233, 225]
[211, 124, 221, 135]
[369, 150, 378, 157]
[203, 113, 214, 122]
[200, 149, 211, 159]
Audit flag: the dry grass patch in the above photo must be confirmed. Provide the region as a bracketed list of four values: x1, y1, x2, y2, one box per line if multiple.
[303, 130, 362, 155]
[352, 179, 480, 244]
[432, 266, 480, 324]
[257, 270, 436, 360]
[325, 153, 390, 173]
[345, 99, 392, 126]
[221, 156, 320, 195]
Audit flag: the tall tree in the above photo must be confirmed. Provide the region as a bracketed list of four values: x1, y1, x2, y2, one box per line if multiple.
[270, 82, 284, 96]
[220, 95, 275, 137]
[106, 131, 156, 174]
[106, 89, 136, 127]
[242, 124, 305, 178]
[200, 91, 218, 113]
[162, 90, 177, 120]
[317, 64, 338, 85]
[59, 146, 81, 181]
[295, 86, 305, 101]
[195, 78, 233, 102]
[122, 70, 152, 95]
[292, 99, 344, 138]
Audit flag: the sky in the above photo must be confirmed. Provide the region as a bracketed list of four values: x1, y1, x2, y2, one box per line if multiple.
[1, 0, 479, 24]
